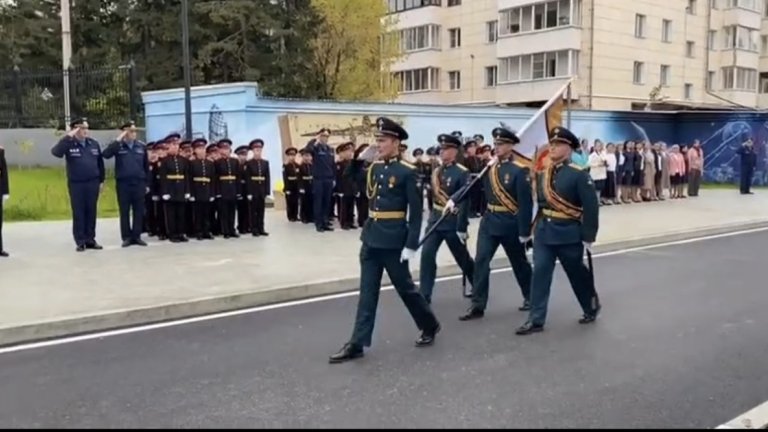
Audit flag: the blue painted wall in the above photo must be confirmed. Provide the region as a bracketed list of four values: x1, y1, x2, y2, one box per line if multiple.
[142, 82, 768, 194]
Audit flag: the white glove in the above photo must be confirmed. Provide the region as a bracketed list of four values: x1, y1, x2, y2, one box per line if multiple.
[457, 232, 468, 244]
[2, 194, 8, 202]
[189, 196, 196, 202]
[519, 236, 531, 244]
[400, 248, 417, 263]
[583, 241, 593, 252]
[442, 199, 456, 215]
[145, 187, 150, 194]
[358, 145, 378, 162]
[184, 193, 191, 200]
[162, 194, 170, 201]
[486, 156, 499, 167]
[285, 191, 291, 195]
[152, 196, 159, 202]
[216, 195, 222, 198]
[247, 195, 253, 201]
[236, 194, 242, 199]
[209, 197, 216, 202]
[355, 192, 360, 198]
[299, 189, 305, 194]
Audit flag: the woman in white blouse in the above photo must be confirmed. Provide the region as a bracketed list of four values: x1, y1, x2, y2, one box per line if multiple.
[604, 143, 618, 204]
[588, 140, 608, 205]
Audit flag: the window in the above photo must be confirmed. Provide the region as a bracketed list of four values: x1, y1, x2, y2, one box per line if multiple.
[448, 27, 461, 48]
[448, 0, 460, 5]
[485, 66, 498, 87]
[721, 66, 758, 90]
[711, 0, 718, 8]
[725, 0, 758, 10]
[686, 41, 695, 57]
[687, 0, 697, 13]
[633, 61, 645, 84]
[762, 35, 768, 54]
[660, 65, 670, 86]
[392, 67, 440, 93]
[398, 24, 441, 52]
[707, 70, 716, 90]
[387, 0, 441, 14]
[486, 20, 498, 43]
[708, 30, 717, 50]
[635, 14, 646, 38]
[760, 72, 768, 93]
[498, 49, 579, 83]
[498, 0, 578, 36]
[765, 0, 768, 16]
[448, 71, 461, 90]
[684, 83, 693, 99]
[723, 25, 759, 51]
[662, 19, 672, 42]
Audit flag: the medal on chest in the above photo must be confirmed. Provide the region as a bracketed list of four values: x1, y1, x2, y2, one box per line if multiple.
[504, 173, 510, 185]
[388, 175, 396, 188]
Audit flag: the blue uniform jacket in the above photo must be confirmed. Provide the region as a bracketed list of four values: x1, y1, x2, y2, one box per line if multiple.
[361, 157, 422, 250]
[428, 162, 470, 232]
[304, 140, 335, 181]
[51, 136, 105, 184]
[102, 139, 149, 183]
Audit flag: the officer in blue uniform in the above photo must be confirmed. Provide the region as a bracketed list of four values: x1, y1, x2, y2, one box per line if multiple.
[102, 120, 149, 247]
[445, 127, 534, 320]
[330, 117, 441, 364]
[516, 126, 601, 335]
[737, 139, 757, 195]
[418, 133, 475, 305]
[51, 118, 105, 252]
[304, 129, 336, 232]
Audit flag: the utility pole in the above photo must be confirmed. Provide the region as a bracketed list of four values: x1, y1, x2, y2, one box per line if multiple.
[61, 0, 72, 130]
[181, 0, 193, 140]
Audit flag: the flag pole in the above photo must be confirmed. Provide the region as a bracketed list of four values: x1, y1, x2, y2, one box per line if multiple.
[566, 78, 573, 129]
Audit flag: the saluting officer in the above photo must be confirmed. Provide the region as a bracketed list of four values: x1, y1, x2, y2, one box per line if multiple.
[157, 137, 190, 243]
[282, 147, 301, 222]
[51, 118, 105, 252]
[298, 149, 314, 224]
[214, 139, 240, 238]
[0, 144, 9, 257]
[336, 142, 356, 230]
[244, 139, 270, 236]
[189, 138, 216, 240]
[330, 117, 441, 364]
[419, 134, 475, 305]
[103, 121, 149, 247]
[516, 127, 601, 335]
[445, 127, 534, 321]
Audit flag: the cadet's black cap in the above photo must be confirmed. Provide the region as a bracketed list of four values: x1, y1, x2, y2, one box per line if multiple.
[146, 141, 155, 151]
[473, 134, 485, 142]
[234, 145, 249, 155]
[249, 139, 264, 149]
[375, 117, 408, 141]
[164, 132, 181, 142]
[217, 138, 233, 148]
[70, 117, 88, 128]
[206, 144, 218, 154]
[492, 127, 520, 145]
[438, 133, 462, 149]
[192, 138, 207, 148]
[180, 140, 193, 149]
[336, 142, 354, 154]
[120, 120, 136, 130]
[285, 146, 298, 156]
[412, 148, 424, 157]
[482, 144, 492, 153]
[155, 141, 168, 150]
[549, 126, 580, 149]
[451, 131, 463, 138]
[426, 146, 436, 156]
[318, 128, 331, 135]
[463, 140, 477, 150]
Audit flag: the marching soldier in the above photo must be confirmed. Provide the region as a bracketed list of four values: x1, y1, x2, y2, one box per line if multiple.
[157, 137, 190, 243]
[444, 127, 534, 321]
[206, 144, 222, 236]
[335, 142, 356, 230]
[214, 139, 240, 238]
[235, 145, 251, 235]
[346, 144, 370, 228]
[419, 134, 475, 304]
[516, 127, 601, 335]
[0, 144, 9, 257]
[298, 149, 314, 224]
[189, 138, 216, 240]
[244, 139, 270, 236]
[330, 117, 440, 364]
[283, 147, 301, 222]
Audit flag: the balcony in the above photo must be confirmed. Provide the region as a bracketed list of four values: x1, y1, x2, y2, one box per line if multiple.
[720, 49, 760, 69]
[497, 26, 582, 58]
[758, 93, 768, 108]
[718, 90, 758, 107]
[495, 76, 577, 104]
[722, 7, 761, 29]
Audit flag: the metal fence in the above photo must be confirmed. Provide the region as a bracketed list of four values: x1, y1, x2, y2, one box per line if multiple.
[0, 63, 141, 130]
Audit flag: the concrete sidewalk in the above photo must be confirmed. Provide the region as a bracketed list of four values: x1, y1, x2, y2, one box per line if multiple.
[1, 189, 767, 346]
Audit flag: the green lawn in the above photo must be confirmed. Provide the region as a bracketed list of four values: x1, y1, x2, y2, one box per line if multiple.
[5, 167, 119, 222]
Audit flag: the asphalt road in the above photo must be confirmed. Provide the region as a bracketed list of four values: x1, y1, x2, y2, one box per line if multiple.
[1, 231, 767, 428]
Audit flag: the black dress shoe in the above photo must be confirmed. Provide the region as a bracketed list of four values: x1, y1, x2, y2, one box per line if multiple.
[324, 226, 335, 232]
[518, 300, 532, 312]
[203, 234, 214, 240]
[231, 233, 240, 239]
[76, 245, 86, 252]
[133, 239, 148, 247]
[259, 231, 269, 236]
[86, 242, 103, 250]
[0, 251, 9, 258]
[578, 314, 597, 324]
[180, 236, 189, 242]
[158, 235, 168, 241]
[459, 308, 484, 321]
[121, 240, 132, 248]
[316, 227, 325, 233]
[415, 324, 441, 347]
[329, 343, 364, 364]
[515, 321, 544, 335]
[252, 232, 261, 237]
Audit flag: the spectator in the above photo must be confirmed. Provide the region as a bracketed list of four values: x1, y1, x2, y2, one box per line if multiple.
[604, 142, 618, 205]
[619, 141, 635, 203]
[687, 140, 704, 197]
[632, 141, 644, 202]
[642, 141, 657, 201]
[668, 145, 685, 199]
[304, 129, 336, 232]
[0, 145, 8, 257]
[659, 142, 670, 199]
[737, 138, 757, 195]
[680, 145, 689, 198]
[588, 140, 608, 205]
[652, 142, 664, 201]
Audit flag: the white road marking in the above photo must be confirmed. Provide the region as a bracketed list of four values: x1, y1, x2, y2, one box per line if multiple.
[1, 226, 766, 355]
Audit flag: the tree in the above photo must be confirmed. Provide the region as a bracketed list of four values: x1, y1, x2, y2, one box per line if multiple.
[0, 0, 60, 69]
[308, 0, 401, 101]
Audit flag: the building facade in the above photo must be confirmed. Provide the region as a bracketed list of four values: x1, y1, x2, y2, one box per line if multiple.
[387, 0, 768, 110]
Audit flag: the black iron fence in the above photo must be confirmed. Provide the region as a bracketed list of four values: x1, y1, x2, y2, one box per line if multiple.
[0, 63, 141, 129]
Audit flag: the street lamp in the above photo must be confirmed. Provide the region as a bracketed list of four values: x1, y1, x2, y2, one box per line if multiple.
[181, 0, 193, 140]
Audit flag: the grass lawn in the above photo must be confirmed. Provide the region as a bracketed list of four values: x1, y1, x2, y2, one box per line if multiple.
[5, 167, 119, 222]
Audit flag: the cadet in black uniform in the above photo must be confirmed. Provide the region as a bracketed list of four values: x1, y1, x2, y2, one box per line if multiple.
[206, 144, 221, 236]
[298, 149, 314, 224]
[282, 147, 301, 222]
[244, 139, 270, 236]
[348, 144, 370, 227]
[424, 146, 437, 211]
[330, 117, 441, 364]
[335, 142, 356, 230]
[419, 134, 475, 304]
[151, 140, 168, 241]
[144, 142, 157, 236]
[179, 140, 196, 238]
[235, 145, 251, 235]
[464, 139, 483, 218]
[189, 138, 216, 240]
[0, 145, 9, 257]
[157, 137, 190, 243]
[214, 139, 240, 238]
[516, 127, 601, 335]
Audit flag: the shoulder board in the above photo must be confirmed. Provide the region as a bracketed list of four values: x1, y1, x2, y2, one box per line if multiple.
[512, 160, 530, 169]
[566, 164, 587, 171]
[456, 163, 468, 171]
[372, 160, 384, 165]
[399, 160, 416, 169]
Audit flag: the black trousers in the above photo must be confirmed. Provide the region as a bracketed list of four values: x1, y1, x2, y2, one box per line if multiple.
[355, 195, 369, 226]
[192, 200, 211, 237]
[144, 194, 154, 235]
[741, 168, 754, 193]
[116, 181, 146, 242]
[185, 202, 195, 236]
[0, 198, 4, 252]
[285, 190, 299, 221]
[339, 195, 356, 228]
[163, 201, 187, 239]
[219, 199, 237, 236]
[469, 182, 482, 216]
[237, 199, 251, 234]
[209, 200, 220, 236]
[250, 194, 266, 233]
[155, 199, 167, 238]
[300, 191, 314, 223]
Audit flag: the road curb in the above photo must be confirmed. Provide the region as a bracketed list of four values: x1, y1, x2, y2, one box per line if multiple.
[2, 220, 768, 347]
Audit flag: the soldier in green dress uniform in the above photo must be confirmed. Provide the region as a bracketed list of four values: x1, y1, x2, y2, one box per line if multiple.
[516, 126, 601, 336]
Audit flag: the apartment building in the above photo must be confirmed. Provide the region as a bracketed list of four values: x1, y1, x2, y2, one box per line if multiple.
[387, 0, 768, 110]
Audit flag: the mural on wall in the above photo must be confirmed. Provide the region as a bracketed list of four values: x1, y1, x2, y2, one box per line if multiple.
[172, 104, 230, 143]
[277, 113, 406, 155]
